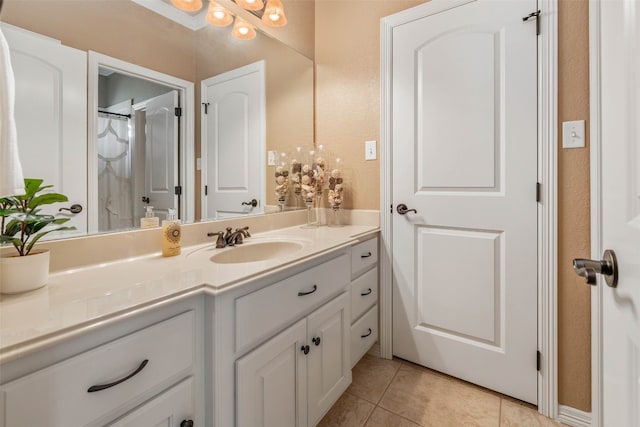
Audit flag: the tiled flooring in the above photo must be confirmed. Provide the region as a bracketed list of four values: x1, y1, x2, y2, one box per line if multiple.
[319, 355, 565, 427]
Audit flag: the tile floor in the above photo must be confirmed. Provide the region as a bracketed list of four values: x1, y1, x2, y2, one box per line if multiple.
[319, 355, 565, 427]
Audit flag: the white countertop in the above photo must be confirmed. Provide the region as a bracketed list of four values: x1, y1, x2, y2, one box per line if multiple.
[0, 225, 378, 363]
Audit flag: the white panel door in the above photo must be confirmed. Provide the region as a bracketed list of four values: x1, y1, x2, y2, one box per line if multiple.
[202, 61, 265, 219]
[306, 293, 351, 426]
[391, 0, 538, 403]
[144, 91, 179, 221]
[236, 318, 308, 427]
[597, 1, 640, 425]
[2, 24, 87, 236]
[107, 377, 194, 427]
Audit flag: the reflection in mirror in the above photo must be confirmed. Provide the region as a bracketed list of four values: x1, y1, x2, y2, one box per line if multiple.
[0, 0, 314, 240]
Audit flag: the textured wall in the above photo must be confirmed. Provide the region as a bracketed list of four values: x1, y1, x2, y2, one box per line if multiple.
[315, 0, 592, 411]
[557, 0, 591, 412]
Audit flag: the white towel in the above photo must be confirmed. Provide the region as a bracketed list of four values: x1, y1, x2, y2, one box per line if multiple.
[0, 27, 24, 198]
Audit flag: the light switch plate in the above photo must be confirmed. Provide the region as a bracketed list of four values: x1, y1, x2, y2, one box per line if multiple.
[365, 140, 377, 160]
[196, 158, 202, 171]
[268, 150, 277, 166]
[562, 120, 585, 149]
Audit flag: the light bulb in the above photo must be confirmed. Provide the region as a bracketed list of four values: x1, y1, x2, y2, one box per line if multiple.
[262, 0, 287, 27]
[239, 27, 249, 35]
[232, 17, 256, 40]
[213, 10, 225, 19]
[206, 2, 233, 27]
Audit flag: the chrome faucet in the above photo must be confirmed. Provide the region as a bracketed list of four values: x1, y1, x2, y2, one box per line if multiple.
[207, 226, 250, 248]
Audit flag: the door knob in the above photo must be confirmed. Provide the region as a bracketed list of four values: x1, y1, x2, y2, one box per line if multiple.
[397, 204, 417, 215]
[573, 249, 618, 288]
[242, 199, 258, 208]
[58, 204, 83, 214]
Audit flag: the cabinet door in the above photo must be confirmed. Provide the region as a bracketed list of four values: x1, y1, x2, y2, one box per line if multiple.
[107, 377, 194, 427]
[306, 292, 352, 426]
[236, 318, 308, 427]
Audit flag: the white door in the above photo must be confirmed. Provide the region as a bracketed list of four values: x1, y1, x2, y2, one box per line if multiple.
[3, 23, 87, 237]
[306, 293, 351, 426]
[391, 0, 538, 403]
[107, 377, 194, 427]
[201, 61, 265, 219]
[236, 318, 308, 427]
[595, 1, 640, 425]
[144, 91, 179, 221]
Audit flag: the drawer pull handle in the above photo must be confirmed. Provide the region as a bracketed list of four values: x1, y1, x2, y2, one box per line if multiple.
[298, 284, 317, 296]
[361, 328, 372, 339]
[301, 345, 310, 355]
[361, 252, 372, 258]
[312, 336, 321, 346]
[360, 288, 372, 296]
[87, 359, 149, 393]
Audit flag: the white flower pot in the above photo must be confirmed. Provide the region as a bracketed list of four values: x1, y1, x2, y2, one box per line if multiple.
[0, 250, 50, 294]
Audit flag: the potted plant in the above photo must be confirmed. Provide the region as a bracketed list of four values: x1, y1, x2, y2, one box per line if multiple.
[0, 178, 76, 294]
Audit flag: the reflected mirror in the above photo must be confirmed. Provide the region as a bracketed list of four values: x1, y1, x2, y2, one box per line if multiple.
[0, 0, 314, 237]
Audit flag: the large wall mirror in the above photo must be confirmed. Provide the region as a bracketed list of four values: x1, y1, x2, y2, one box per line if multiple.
[1, 0, 314, 238]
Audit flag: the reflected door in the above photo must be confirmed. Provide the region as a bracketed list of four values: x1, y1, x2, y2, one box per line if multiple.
[598, 1, 640, 425]
[390, 0, 538, 403]
[201, 61, 265, 219]
[3, 24, 87, 236]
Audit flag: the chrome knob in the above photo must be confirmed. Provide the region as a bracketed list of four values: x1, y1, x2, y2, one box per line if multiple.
[573, 249, 618, 288]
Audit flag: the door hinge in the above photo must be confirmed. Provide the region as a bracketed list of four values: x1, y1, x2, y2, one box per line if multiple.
[522, 10, 541, 35]
[202, 102, 210, 114]
[536, 182, 542, 203]
[204, 185, 208, 196]
[174, 185, 182, 196]
[390, 204, 393, 214]
[174, 107, 182, 117]
[537, 350, 541, 371]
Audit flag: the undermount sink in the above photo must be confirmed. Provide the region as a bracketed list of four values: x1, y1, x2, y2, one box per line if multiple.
[209, 241, 305, 264]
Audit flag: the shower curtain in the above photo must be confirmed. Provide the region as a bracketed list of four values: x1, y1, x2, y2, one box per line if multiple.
[97, 113, 134, 232]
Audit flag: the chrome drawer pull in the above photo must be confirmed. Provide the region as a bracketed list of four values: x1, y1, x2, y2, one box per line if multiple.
[360, 288, 372, 296]
[361, 252, 372, 258]
[297, 284, 317, 296]
[361, 328, 372, 338]
[87, 359, 149, 393]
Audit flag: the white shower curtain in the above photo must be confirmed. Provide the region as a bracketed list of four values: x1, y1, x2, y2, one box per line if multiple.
[97, 114, 134, 231]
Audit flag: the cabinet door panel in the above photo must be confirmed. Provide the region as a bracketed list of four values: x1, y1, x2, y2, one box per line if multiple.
[107, 377, 194, 427]
[307, 292, 351, 426]
[236, 318, 308, 427]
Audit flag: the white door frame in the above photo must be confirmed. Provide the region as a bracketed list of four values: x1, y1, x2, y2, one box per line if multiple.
[87, 52, 195, 232]
[380, 0, 559, 418]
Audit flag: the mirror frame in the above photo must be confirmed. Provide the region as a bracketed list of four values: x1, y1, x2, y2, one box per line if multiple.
[87, 51, 196, 231]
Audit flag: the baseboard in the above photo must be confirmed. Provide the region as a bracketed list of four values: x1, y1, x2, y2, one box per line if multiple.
[557, 405, 591, 427]
[366, 342, 381, 358]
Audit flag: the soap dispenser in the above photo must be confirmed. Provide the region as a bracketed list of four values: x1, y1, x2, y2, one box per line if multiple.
[140, 206, 159, 228]
[162, 208, 181, 257]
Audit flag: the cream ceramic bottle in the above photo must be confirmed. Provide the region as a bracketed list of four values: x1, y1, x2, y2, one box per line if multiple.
[140, 206, 159, 228]
[162, 209, 181, 257]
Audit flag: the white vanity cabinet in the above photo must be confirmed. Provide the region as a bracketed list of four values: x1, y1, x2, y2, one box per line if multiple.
[0, 298, 204, 427]
[236, 292, 351, 427]
[349, 237, 379, 367]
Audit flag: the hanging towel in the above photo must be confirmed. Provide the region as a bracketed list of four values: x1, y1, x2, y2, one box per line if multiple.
[0, 27, 24, 198]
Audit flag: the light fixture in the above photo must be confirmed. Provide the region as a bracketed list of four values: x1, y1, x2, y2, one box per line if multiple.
[262, 0, 287, 27]
[171, 0, 203, 12]
[206, 1, 233, 27]
[232, 17, 256, 40]
[235, 0, 265, 11]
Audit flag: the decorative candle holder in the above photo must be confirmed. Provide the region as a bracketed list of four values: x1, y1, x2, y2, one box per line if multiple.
[328, 166, 345, 227]
[274, 163, 289, 212]
[300, 162, 318, 228]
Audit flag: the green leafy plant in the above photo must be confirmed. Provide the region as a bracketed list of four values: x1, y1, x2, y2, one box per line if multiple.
[0, 178, 76, 256]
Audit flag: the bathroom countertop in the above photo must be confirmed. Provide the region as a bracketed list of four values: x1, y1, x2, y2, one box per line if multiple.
[0, 225, 378, 364]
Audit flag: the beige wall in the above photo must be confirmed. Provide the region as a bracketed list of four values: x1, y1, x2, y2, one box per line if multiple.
[315, 0, 592, 412]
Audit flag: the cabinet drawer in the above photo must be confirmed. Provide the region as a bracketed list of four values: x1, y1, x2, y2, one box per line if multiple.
[0, 311, 195, 427]
[350, 267, 378, 322]
[351, 238, 378, 278]
[350, 305, 378, 368]
[236, 253, 350, 354]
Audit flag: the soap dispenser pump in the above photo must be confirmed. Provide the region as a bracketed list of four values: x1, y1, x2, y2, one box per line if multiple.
[140, 206, 160, 228]
[162, 208, 181, 257]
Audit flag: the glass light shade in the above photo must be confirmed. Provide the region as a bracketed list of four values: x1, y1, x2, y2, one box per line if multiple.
[206, 2, 233, 27]
[171, 0, 203, 12]
[262, 0, 287, 27]
[232, 17, 257, 40]
[236, 0, 264, 11]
